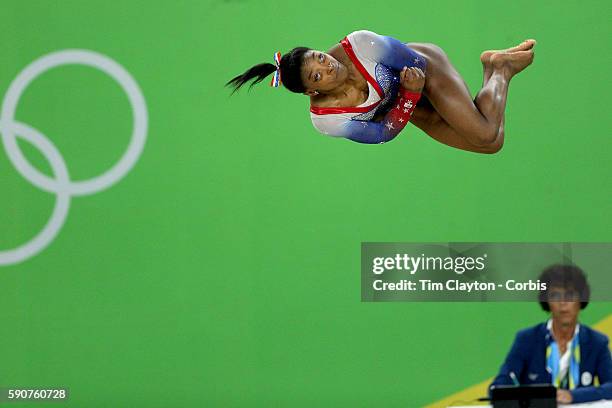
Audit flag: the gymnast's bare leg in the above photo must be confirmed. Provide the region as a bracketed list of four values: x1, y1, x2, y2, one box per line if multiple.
[409, 40, 536, 154]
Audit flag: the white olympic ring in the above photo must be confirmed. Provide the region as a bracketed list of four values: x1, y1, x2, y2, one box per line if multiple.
[0, 49, 148, 266]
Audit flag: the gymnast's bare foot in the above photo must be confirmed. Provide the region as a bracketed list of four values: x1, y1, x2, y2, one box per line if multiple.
[491, 50, 535, 78]
[480, 39, 536, 65]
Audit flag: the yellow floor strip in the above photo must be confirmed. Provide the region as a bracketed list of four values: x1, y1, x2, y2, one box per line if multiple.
[424, 314, 612, 408]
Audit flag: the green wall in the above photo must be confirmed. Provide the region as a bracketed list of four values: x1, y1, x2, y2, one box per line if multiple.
[1, 0, 610, 406]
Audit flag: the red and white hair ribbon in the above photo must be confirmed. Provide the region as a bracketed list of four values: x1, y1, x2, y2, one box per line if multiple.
[270, 52, 282, 87]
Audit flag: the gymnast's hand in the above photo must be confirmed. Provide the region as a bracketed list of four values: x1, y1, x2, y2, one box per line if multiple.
[400, 66, 425, 93]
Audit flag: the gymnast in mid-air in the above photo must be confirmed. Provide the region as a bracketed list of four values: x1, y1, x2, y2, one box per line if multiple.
[226, 30, 535, 153]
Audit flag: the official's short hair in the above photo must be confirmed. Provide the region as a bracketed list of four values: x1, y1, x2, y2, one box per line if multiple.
[538, 264, 590, 311]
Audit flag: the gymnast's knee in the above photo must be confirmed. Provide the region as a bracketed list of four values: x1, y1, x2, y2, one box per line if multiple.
[417, 43, 448, 66]
[478, 130, 504, 154]
[480, 142, 503, 154]
[472, 127, 499, 147]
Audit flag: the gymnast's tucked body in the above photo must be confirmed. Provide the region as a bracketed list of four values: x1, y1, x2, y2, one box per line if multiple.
[227, 30, 535, 154]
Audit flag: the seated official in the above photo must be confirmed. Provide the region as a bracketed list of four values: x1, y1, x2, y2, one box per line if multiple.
[490, 264, 612, 404]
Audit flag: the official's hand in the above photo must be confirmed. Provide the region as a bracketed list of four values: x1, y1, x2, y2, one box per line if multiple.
[557, 389, 573, 404]
[399, 66, 425, 92]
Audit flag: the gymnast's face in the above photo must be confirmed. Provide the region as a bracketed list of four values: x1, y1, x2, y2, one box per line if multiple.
[300, 50, 348, 95]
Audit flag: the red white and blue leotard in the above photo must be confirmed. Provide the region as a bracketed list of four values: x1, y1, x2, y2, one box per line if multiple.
[310, 30, 427, 144]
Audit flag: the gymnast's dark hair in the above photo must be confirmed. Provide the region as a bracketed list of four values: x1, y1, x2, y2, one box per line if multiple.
[538, 264, 590, 311]
[226, 47, 310, 94]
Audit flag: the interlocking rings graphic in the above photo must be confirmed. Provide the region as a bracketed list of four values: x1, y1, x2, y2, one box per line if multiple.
[0, 50, 148, 266]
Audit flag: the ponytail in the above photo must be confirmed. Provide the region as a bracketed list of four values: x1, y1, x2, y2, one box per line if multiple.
[225, 63, 277, 94]
[226, 47, 311, 94]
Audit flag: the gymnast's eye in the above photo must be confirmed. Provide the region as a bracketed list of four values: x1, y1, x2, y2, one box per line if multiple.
[314, 73, 321, 81]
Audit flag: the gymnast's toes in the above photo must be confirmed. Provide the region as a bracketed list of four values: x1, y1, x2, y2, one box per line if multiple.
[515, 39, 537, 51]
[481, 39, 536, 64]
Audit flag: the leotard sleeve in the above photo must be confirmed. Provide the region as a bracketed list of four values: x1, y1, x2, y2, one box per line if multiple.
[348, 30, 427, 73]
[311, 89, 421, 144]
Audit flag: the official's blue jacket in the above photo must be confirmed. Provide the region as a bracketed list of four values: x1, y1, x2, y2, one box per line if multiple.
[490, 322, 612, 403]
